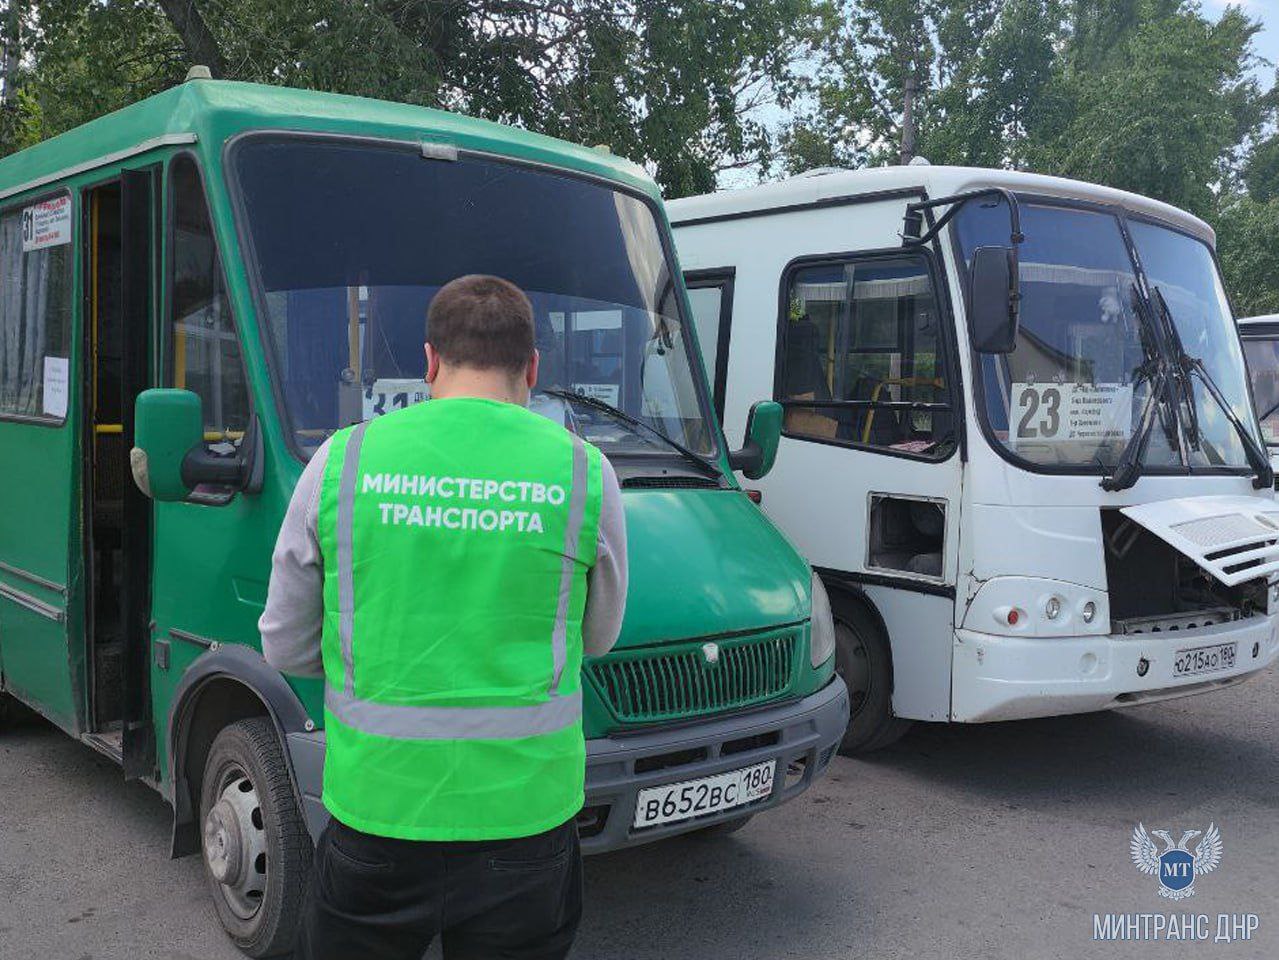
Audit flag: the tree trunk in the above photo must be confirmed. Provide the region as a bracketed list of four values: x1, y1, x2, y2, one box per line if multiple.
[156, 0, 226, 78]
[1, 1, 21, 108]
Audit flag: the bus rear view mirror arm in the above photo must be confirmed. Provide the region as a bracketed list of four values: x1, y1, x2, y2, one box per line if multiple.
[901, 187, 1022, 355]
[131, 388, 264, 502]
[969, 245, 1021, 354]
[729, 401, 783, 480]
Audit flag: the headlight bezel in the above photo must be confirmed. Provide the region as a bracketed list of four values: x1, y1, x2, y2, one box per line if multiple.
[809, 572, 836, 667]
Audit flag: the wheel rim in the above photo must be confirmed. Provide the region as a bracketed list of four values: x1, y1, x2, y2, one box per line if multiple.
[203, 768, 268, 921]
[835, 621, 872, 718]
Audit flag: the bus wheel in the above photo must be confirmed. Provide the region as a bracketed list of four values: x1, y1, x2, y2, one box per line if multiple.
[200, 717, 311, 958]
[834, 607, 911, 755]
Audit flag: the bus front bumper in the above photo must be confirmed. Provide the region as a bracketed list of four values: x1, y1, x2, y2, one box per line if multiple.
[951, 614, 1279, 723]
[285, 676, 849, 850]
[580, 675, 848, 853]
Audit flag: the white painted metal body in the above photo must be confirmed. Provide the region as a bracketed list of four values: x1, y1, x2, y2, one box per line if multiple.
[672, 166, 1279, 724]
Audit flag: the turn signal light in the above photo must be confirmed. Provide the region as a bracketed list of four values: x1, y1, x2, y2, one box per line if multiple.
[1006, 608, 1020, 626]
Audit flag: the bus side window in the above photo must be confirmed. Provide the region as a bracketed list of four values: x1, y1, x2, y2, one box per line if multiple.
[168, 155, 249, 452]
[0, 194, 73, 422]
[778, 254, 953, 458]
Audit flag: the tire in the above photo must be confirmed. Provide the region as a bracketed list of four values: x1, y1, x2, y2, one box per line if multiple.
[0, 690, 29, 730]
[833, 602, 912, 755]
[199, 717, 312, 958]
[694, 814, 753, 838]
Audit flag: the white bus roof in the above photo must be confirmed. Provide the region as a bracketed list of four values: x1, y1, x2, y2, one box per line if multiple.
[667, 165, 1215, 246]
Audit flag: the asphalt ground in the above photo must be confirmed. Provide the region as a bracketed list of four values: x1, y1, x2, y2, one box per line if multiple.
[1, 665, 1276, 960]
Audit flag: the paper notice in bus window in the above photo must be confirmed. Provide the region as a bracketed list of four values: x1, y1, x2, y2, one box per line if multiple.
[23, 196, 72, 251]
[1011, 382, 1133, 445]
[572, 383, 620, 406]
[362, 378, 428, 420]
[42, 356, 69, 418]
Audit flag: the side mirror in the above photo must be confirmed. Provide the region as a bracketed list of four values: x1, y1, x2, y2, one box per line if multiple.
[969, 245, 1019, 354]
[729, 401, 783, 480]
[131, 388, 262, 501]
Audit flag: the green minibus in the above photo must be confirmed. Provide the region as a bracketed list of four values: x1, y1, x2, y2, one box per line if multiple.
[0, 75, 848, 955]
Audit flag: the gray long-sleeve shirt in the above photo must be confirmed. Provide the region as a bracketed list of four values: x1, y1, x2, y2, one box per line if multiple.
[259, 436, 628, 678]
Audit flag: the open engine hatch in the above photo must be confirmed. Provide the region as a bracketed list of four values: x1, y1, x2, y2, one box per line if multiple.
[1119, 495, 1279, 587]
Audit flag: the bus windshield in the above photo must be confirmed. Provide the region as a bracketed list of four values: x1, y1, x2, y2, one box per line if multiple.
[955, 198, 1257, 472]
[1242, 332, 1279, 447]
[231, 137, 717, 460]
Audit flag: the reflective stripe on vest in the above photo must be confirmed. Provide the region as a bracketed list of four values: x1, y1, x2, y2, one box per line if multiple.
[324, 686, 583, 740]
[329, 416, 591, 740]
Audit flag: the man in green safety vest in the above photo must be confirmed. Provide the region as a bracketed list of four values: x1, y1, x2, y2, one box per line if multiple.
[260, 274, 628, 960]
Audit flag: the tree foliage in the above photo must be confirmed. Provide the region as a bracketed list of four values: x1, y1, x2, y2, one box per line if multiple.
[0, 0, 815, 199]
[3, 1, 1279, 306]
[782, 0, 1279, 308]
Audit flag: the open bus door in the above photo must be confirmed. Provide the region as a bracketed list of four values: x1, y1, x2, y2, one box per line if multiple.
[81, 167, 157, 779]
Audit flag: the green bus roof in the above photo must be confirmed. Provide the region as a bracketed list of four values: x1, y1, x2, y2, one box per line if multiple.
[0, 78, 656, 201]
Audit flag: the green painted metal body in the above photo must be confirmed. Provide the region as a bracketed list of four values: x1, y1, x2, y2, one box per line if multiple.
[0, 80, 828, 802]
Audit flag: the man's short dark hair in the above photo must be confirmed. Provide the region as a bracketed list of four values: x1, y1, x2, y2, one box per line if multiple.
[427, 275, 535, 374]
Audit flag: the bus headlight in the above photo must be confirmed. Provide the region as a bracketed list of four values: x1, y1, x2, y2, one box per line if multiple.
[961, 576, 1109, 636]
[810, 573, 836, 667]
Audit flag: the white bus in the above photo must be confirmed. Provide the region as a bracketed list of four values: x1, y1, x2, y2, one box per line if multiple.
[1238, 314, 1279, 472]
[671, 165, 1279, 752]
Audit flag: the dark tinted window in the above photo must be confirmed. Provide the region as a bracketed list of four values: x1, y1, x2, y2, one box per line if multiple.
[169, 155, 249, 443]
[234, 138, 716, 457]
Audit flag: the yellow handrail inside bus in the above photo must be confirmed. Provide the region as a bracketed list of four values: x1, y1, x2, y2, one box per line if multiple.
[861, 377, 945, 444]
[347, 285, 361, 375]
[174, 325, 187, 389]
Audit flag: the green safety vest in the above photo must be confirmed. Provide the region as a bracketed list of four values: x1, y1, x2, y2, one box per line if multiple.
[316, 397, 604, 840]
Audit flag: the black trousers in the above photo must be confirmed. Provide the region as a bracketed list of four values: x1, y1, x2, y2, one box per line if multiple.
[296, 816, 583, 960]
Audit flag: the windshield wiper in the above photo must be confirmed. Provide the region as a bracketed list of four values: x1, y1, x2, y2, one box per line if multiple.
[1147, 286, 1201, 452]
[1101, 362, 1171, 492]
[1100, 285, 1178, 491]
[1151, 287, 1274, 489]
[539, 388, 723, 481]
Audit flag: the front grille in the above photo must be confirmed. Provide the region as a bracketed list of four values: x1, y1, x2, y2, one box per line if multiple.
[587, 632, 797, 723]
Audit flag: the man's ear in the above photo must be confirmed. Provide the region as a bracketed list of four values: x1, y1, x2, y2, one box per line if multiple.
[425, 342, 440, 384]
[526, 349, 540, 390]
